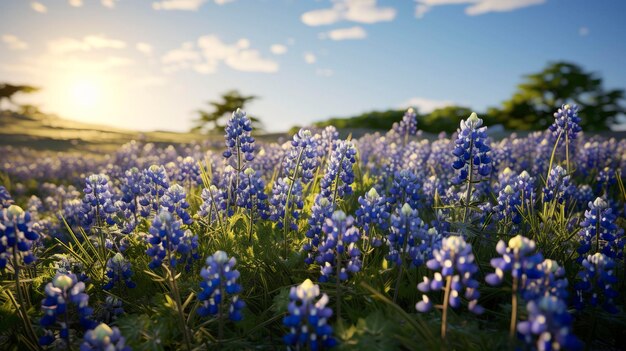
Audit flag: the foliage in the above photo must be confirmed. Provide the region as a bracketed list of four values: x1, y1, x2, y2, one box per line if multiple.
[488, 61, 625, 131]
[192, 90, 262, 133]
[1, 105, 626, 351]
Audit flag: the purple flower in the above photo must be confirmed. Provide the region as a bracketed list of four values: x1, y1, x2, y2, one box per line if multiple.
[80, 323, 131, 351]
[517, 296, 582, 351]
[198, 251, 245, 321]
[1, 205, 40, 268]
[283, 279, 336, 350]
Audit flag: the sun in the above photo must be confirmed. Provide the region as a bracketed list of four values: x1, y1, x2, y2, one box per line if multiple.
[69, 79, 101, 109]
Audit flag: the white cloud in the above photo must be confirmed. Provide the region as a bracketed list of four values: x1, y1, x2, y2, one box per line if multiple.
[101, 0, 120, 8]
[414, 0, 545, 18]
[214, 0, 236, 4]
[31, 2, 47, 13]
[152, 0, 207, 11]
[304, 52, 317, 64]
[302, 0, 396, 26]
[270, 44, 288, 55]
[2, 34, 29, 50]
[48, 35, 127, 55]
[162, 35, 279, 74]
[316, 68, 334, 77]
[69, 0, 83, 7]
[399, 97, 455, 113]
[136, 42, 153, 55]
[579, 26, 589, 37]
[320, 26, 367, 40]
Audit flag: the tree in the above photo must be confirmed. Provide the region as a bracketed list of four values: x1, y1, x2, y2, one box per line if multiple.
[421, 106, 474, 134]
[192, 90, 262, 133]
[0, 83, 39, 110]
[490, 62, 625, 131]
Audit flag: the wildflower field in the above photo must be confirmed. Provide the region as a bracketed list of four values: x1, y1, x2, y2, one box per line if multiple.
[1, 105, 625, 350]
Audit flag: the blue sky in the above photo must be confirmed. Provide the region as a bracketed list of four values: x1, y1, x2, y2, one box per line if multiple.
[1, 0, 625, 132]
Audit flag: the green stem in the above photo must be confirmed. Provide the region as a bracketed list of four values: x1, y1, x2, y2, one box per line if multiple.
[282, 148, 305, 258]
[165, 232, 192, 350]
[462, 139, 475, 226]
[393, 216, 410, 303]
[441, 275, 452, 339]
[510, 275, 518, 338]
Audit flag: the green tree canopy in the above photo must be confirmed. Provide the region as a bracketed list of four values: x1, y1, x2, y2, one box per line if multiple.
[489, 62, 625, 131]
[420, 106, 474, 134]
[192, 90, 262, 133]
[0, 83, 39, 110]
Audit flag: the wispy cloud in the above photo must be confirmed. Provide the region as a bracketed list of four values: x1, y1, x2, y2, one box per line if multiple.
[304, 52, 317, 64]
[101, 0, 120, 8]
[69, 0, 83, 7]
[162, 35, 278, 74]
[136, 42, 154, 55]
[302, 0, 396, 26]
[399, 97, 455, 113]
[48, 35, 127, 55]
[2, 34, 29, 50]
[151, 0, 229, 10]
[414, 0, 546, 18]
[579, 26, 589, 36]
[316, 68, 334, 77]
[319, 26, 367, 40]
[31, 2, 47, 13]
[153, 0, 207, 11]
[270, 44, 288, 55]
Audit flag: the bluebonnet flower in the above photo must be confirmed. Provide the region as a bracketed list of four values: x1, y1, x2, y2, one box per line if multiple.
[0, 205, 39, 269]
[283, 279, 336, 350]
[223, 108, 255, 165]
[236, 167, 269, 220]
[542, 165, 573, 204]
[451, 113, 492, 185]
[388, 169, 421, 209]
[516, 170, 537, 209]
[102, 295, 125, 321]
[355, 187, 390, 247]
[575, 252, 619, 313]
[199, 185, 227, 224]
[282, 129, 319, 184]
[316, 211, 362, 282]
[492, 185, 523, 232]
[120, 167, 143, 216]
[387, 107, 418, 146]
[316, 126, 340, 161]
[522, 259, 569, 302]
[80, 323, 131, 351]
[319, 140, 357, 201]
[485, 235, 544, 301]
[161, 184, 193, 224]
[40, 273, 95, 346]
[81, 174, 117, 229]
[577, 197, 624, 261]
[0, 185, 13, 208]
[177, 156, 203, 188]
[416, 236, 483, 314]
[139, 165, 170, 218]
[549, 104, 582, 144]
[517, 296, 582, 351]
[146, 210, 199, 270]
[27, 195, 44, 215]
[387, 203, 430, 267]
[104, 252, 136, 290]
[198, 251, 245, 321]
[1, 205, 40, 268]
[269, 177, 304, 230]
[304, 195, 335, 264]
[595, 166, 616, 196]
[574, 184, 594, 211]
[493, 167, 517, 194]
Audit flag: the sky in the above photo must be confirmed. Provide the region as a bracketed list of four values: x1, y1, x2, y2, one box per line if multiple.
[1, 0, 625, 132]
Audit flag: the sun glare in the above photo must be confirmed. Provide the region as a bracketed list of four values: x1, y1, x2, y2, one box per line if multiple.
[70, 79, 101, 108]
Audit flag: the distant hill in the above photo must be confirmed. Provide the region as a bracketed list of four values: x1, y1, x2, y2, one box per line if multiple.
[0, 111, 214, 153]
